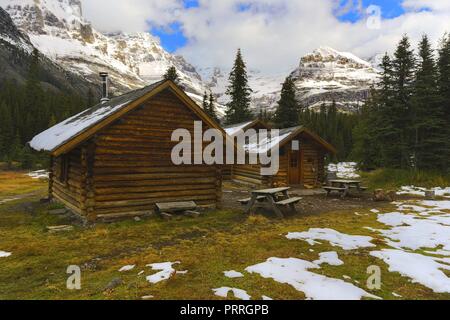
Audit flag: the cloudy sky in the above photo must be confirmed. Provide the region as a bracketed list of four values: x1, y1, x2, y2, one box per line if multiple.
[81, 0, 450, 74]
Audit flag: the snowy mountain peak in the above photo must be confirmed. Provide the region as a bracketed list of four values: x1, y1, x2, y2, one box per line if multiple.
[2, 0, 215, 109]
[291, 47, 379, 112]
[305, 46, 373, 69]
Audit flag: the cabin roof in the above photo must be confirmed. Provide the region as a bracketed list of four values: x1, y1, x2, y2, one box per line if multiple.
[243, 125, 337, 155]
[224, 119, 270, 137]
[29, 80, 227, 156]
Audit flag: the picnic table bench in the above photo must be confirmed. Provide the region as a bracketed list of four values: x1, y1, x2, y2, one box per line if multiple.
[241, 187, 302, 218]
[325, 180, 367, 198]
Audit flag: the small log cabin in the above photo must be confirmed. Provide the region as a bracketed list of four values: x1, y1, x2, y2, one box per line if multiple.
[30, 80, 228, 221]
[227, 123, 336, 188]
[222, 119, 269, 180]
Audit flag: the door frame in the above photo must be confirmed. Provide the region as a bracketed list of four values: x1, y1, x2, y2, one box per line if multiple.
[288, 149, 304, 186]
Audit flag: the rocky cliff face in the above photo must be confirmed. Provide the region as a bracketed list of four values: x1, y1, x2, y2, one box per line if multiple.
[290, 47, 379, 112]
[0, 5, 97, 95]
[2, 0, 211, 104]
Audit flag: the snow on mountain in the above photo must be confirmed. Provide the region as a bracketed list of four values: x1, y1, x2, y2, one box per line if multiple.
[1, 0, 215, 109]
[290, 46, 379, 113]
[204, 47, 379, 114]
[203, 66, 287, 113]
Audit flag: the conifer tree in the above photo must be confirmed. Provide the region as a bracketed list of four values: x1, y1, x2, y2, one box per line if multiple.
[438, 34, 450, 171]
[412, 35, 446, 169]
[273, 76, 299, 128]
[163, 66, 179, 83]
[208, 93, 219, 123]
[224, 49, 253, 125]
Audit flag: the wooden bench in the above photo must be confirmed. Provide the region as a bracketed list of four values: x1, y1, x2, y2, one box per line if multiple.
[156, 201, 197, 214]
[275, 197, 303, 206]
[238, 196, 267, 205]
[275, 197, 303, 213]
[324, 186, 347, 197]
[349, 185, 368, 191]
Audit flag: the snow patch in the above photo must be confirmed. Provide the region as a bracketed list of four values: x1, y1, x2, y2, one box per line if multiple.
[246, 257, 380, 300]
[313, 252, 344, 266]
[398, 186, 450, 198]
[0, 251, 12, 258]
[26, 170, 49, 179]
[224, 270, 244, 279]
[146, 262, 182, 284]
[213, 287, 251, 300]
[287, 228, 375, 250]
[327, 162, 360, 179]
[118, 265, 135, 272]
[370, 249, 450, 293]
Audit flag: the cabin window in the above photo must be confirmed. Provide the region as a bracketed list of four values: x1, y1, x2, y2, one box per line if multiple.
[292, 140, 300, 151]
[59, 155, 69, 184]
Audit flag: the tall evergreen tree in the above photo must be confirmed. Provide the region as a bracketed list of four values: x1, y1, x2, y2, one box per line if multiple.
[390, 36, 416, 168]
[412, 35, 446, 170]
[224, 49, 253, 125]
[438, 34, 450, 171]
[163, 66, 179, 83]
[273, 76, 299, 128]
[208, 93, 219, 123]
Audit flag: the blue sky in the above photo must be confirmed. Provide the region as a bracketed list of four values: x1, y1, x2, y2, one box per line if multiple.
[153, 0, 406, 53]
[151, 0, 200, 52]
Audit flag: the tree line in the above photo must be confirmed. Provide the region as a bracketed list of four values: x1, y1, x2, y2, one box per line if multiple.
[352, 35, 450, 172]
[0, 49, 91, 168]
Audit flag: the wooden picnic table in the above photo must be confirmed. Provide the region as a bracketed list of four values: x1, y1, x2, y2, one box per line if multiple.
[243, 187, 302, 218]
[326, 180, 367, 198]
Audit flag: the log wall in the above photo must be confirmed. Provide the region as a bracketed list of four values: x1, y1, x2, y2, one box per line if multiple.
[50, 88, 222, 220]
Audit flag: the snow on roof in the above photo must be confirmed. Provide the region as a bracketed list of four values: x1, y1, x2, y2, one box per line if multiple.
[245, 126, 301, 154]
[29, 80, 164, 152]
[224, 121, 255, 137]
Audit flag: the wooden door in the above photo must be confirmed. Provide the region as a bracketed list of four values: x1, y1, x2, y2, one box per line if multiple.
[289, 150, 301, 185]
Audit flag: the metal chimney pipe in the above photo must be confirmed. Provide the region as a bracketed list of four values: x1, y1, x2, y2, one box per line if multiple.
[99, 72, 110, 103]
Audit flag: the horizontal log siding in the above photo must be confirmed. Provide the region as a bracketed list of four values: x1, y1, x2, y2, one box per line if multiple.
[91, 90, 220, 218]
[299, 136, 323, 187]
[51, 147, 84, 214]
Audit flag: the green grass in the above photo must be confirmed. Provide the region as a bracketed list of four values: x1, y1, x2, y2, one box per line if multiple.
[361, 168, 450, 191]
[1, 171, 450, 300]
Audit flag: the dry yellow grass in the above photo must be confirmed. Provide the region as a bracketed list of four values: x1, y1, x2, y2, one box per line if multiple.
[0, 171, 449, 300]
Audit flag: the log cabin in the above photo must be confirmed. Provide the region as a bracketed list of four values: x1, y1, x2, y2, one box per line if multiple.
[228, 123, 336, 188]
[29, 79, 228, 221]
[222, 119, 270, 180]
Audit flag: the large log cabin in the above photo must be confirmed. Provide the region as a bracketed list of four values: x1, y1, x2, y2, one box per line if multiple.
[226, 123, 336, 188]
[30, 80, 228, 221]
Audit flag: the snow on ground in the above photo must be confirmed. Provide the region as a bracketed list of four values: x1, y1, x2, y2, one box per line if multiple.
[224, 270, 244, 278]
[118, 265, 135, 272]
[313, 252, 344, 266]
[370, 249, 450, 293]
[146, 262, 184, 284]
[375, 203, 450, 251]
[0, 251, 12, 258]
[26, 170, 49, 180]
[286, 228, 375, 250]
[327, 162, 360, 179]
[213, 287, 251, 300]
[246, 257, 380, 300]
[398, 186, 450, 198]
[0, 198, 20, 205]
[368, 199, 450, 293]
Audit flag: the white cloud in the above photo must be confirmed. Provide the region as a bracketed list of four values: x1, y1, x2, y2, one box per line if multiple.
[4, 0, 450, 75]
[174, 0, 450, 73]
[80, 0, 183, 33]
